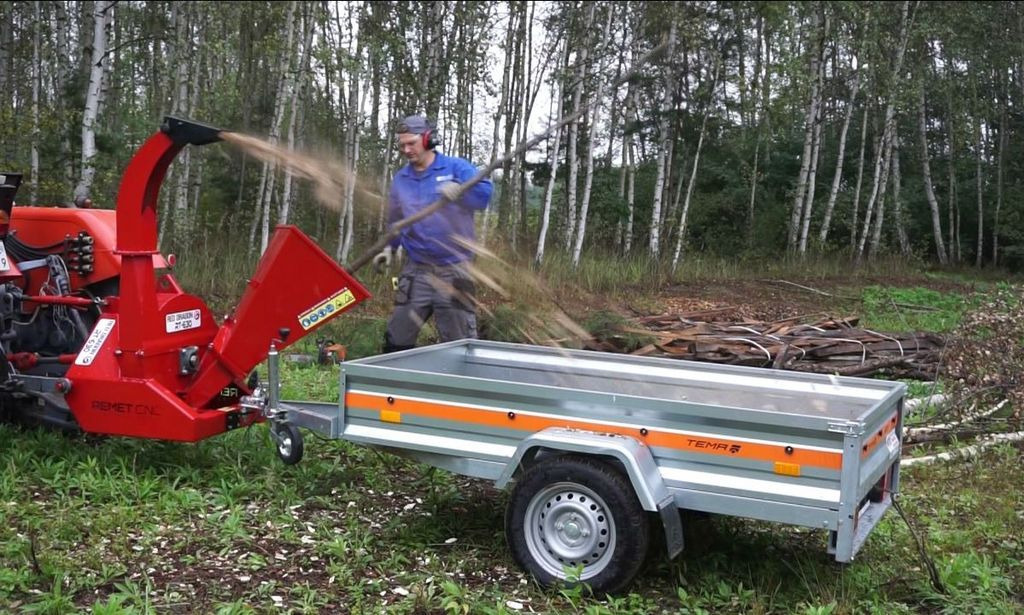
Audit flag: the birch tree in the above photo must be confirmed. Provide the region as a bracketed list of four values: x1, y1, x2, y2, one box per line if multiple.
[535, 41, 568, 266]
[564, 3, 595, 251]
[73, 0, 114, 202]
[648, 17, 677, 257]
[30, 1, 41, 203]
[250, 1, 298, 255]
[671, 56, 720, 271]
[818, 56, 861, 244]
[788, 6, 826, 252]
[917, 77, 947, 263]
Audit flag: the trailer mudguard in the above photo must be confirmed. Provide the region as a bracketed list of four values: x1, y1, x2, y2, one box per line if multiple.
[495, 426, 684, 558]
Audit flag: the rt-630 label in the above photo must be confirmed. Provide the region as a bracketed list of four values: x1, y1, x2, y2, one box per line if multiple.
[298, 288, 356, 330]
[166, 309, 201, 333]
[75, 318, 115, 366]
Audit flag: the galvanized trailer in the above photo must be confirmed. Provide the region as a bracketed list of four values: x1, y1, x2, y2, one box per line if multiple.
[267, 339, 906, 594]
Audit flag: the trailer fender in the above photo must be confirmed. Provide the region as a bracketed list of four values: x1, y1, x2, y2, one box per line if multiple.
[495, 427, 684, 558]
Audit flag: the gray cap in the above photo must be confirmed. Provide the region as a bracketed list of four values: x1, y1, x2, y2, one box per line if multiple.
[396, 115, 430, 135]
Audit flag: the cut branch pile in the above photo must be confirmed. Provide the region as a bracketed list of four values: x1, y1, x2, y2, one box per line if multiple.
[588, 312, 945, 380]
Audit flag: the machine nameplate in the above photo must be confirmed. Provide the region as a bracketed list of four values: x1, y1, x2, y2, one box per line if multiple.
[166, 309, 201, 333]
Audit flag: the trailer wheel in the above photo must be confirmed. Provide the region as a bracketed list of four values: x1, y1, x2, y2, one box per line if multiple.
[272, 423, 304, 465]
[506, 455, 650, 595]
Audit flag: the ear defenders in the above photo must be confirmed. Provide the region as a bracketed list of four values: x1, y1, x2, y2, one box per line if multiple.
[397, 116, 440, 150]
[421, 122, 439, 150]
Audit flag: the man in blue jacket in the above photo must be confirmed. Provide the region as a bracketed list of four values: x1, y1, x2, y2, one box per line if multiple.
[374, 115, 494, 353]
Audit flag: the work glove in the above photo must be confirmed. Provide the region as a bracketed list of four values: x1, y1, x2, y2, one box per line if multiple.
[373, 245, 404, 273]
[372, 246, 394, 272]
[438, 181, 462, 203]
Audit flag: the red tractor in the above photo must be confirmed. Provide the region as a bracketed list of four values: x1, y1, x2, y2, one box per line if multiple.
[0, 117, 370, 462]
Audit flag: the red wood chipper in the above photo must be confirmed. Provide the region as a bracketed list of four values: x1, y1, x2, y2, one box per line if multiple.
[0, 117, 371, 462]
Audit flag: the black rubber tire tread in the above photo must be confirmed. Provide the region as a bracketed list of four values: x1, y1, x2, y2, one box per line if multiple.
[273, 423, 304, 465]
[505, 454, 651, 595]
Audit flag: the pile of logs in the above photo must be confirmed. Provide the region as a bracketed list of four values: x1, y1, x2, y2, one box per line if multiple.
[588, 310, 945, 380]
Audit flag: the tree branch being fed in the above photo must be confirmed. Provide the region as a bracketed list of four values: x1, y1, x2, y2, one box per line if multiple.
[346, 38, 671, 274]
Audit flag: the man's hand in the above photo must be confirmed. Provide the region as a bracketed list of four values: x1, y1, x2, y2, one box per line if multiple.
[372, 246, 393, 272]
[438, 181, 461, 203]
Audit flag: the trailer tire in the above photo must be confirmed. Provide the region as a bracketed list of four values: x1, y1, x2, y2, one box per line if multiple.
[505, 455, 650, 595]
[272, 423, 304, 465]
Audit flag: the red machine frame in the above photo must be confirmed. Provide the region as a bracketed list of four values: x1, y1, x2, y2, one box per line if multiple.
[7, 117, 370, 442]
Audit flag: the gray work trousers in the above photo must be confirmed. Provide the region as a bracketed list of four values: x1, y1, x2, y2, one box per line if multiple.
[383, 260, 477, 352]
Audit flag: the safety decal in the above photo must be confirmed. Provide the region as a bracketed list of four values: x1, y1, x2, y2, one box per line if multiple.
[885, 430, 900, 455]
[75, 318, 116, 366]
[165, 309, 201, 333]
[298, 288, 356, 330]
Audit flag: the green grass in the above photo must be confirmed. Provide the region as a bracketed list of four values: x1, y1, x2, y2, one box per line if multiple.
[856, 286, 974, 333]
[2, 348, 1022, 613]
[3, 249, 1020, 612]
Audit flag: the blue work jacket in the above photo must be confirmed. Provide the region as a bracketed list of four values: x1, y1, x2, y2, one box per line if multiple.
[387, 152, 493, 265]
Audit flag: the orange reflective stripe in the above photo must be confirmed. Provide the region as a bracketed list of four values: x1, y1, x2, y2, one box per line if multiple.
[861, 413, 899, 458]
[345, 391, 843, 470]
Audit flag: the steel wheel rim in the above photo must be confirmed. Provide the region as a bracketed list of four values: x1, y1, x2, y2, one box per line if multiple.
[523, 481, 615, 580]
[277, 430, 293, 457]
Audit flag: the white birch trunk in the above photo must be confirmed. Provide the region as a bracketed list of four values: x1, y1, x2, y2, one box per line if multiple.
[917, 84, 947, 263]
[73, 0, 114, 202]
[975, 117, 984, 267]
[850, 107, 868, 251]
[30, 0, 40, 203]
[788, 11, 823, 251]
[339, 132, 360, 263]
[868, 123, 896, 257]
[252, 1, 297, 255]
[648, 112, 670, 257]
[671, 71, 715, 271]
[279, 10, 314, 226]
[746, 137, 760, 241]
[571, 101, 599, 268]
[856, 128, 886, 258]
[891, 135, 910, 255]
[625, 136, 636, 254]
[818, 68, 860, 243]
[860, 0, 912, 261]
[535, 122, 562, 265]
[994, 99, 1006, 265]
[798, 40, 827, 254]
[535, 46, 565, 266]
[483, 10, 516, 243]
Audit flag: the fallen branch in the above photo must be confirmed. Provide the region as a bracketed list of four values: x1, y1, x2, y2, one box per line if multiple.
[904, 400, 1008, 441]
[903, 393, 948, 416]
[901, 430, 1024, 466]
[762, 279, 942, 312]
[761, 279, 858, 301]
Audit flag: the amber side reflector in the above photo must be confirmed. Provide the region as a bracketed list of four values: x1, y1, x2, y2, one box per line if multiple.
[380, 410, 402, 424]
[774, 462, 801, 477]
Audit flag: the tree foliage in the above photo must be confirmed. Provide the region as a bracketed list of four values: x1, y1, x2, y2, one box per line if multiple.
[1, 1, 1023, 270]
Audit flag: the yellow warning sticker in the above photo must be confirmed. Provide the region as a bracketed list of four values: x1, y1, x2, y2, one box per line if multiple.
[298, 288, 356, 330]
